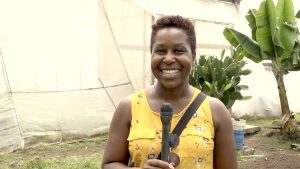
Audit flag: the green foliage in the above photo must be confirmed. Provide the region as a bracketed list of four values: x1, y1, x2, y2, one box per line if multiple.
[223, 0, 300, 72]
[189, 50, 251, 109]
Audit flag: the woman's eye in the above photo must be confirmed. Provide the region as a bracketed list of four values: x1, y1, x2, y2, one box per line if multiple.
[174, 49, 185, 54]
[154, 49, 166, 55]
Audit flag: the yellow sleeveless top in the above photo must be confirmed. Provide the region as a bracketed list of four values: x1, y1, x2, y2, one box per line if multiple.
[127, 89, 214, 169]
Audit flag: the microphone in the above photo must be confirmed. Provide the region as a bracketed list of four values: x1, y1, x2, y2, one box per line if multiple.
[160, 102, 173, 162]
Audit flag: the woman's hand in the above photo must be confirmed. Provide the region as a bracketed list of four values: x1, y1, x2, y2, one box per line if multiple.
[143, 159, 175, 169]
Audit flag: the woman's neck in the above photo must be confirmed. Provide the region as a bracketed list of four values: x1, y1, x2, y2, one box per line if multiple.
[154, 82, 194, 101]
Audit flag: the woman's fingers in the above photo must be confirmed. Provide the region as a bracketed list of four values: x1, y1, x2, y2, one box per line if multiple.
[168, 163, 175, 169]
[143, 159, 174, 169]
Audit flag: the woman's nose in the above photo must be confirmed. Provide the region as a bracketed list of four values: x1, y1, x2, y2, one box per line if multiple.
[163, 51, 175, 64]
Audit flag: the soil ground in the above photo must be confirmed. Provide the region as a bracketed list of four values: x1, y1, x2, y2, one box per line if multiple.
[238, 131, 300, 169]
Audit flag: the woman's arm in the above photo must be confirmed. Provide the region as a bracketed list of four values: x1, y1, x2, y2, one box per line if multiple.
[101, 96, 135, 169]
[210, 97, 237, 169]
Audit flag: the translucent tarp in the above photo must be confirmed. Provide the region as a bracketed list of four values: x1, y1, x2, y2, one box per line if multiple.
[13, 87, 131, 146]
[0, 49, 22, 154]
[100, 0, 132, 87]
[0, 0, 100, 92]
[132, 0, 238, 24]
[231, 60, 282, 119]
[102, 0, 153, 90]
[0, 0, 133, 153]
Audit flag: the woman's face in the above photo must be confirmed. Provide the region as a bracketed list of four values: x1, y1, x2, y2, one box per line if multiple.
[151, 27, 193, 89]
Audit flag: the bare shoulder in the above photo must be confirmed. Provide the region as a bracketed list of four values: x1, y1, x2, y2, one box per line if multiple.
[113, 95, 132, 127]
[208, 97, 232, 130]
[117, 95, 131, 111]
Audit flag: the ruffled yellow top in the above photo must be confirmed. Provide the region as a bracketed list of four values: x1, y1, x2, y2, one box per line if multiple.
[127, 89, 214, 169]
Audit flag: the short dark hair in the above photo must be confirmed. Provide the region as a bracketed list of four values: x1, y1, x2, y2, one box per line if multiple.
[150, 15, 196, 57]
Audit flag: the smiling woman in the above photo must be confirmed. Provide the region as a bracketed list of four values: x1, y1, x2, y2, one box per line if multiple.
[101, 15, 237, 169]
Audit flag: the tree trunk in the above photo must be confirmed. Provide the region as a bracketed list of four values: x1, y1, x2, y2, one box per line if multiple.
[272, 62, 294, 135]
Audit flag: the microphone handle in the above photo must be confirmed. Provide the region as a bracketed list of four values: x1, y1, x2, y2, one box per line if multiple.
[161, 120, 170, 162]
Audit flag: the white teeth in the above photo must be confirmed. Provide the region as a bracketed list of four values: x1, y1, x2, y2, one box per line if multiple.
[162, 70, 179, 74]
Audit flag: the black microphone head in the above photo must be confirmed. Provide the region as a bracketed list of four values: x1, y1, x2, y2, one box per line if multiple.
[160, 102, 173, 117]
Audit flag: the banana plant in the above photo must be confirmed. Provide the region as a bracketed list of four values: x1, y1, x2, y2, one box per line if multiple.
[189, 50, 251, 109]
[223, 0, 300, 135]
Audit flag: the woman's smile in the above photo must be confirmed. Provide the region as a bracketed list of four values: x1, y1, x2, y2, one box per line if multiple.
[160, 69, 180, 78]
[162, 69, 179, 74]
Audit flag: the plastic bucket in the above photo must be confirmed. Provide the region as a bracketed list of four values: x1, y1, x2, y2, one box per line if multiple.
[234, 130, 245, 150]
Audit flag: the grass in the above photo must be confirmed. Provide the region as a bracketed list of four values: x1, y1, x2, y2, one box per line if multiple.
[246, 114, 300, 130]
[295, 113, 300, 121]
[246, 118, 276, 127]
[2, 154, 102, 169]
[0, 137, 106, 169]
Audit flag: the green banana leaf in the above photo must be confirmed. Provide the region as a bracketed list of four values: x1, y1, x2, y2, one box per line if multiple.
[245, 9, 258, 40]
[277, 0, 297, 52]
[224, 0, 299, 68]
[255, 0, 274, 55]
[223, 28, 262, 63]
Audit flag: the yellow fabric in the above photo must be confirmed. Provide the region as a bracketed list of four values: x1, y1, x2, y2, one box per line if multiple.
[127, 89, 215, 169]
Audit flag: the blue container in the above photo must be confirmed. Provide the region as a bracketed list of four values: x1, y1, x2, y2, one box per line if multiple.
[234, 130, 245, 150]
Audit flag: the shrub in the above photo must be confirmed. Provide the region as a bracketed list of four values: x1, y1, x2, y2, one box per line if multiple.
[189, 50, 251, 109]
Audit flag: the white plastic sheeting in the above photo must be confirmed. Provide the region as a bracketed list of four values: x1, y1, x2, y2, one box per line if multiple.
[0, 49, 23, 153]
[100, 0, 132, 87]
[0, 0, 100, 91]
[132, 0, 238, 24]
[102, 0, 154, 90]
[231, 60, 282, 119]
[0, 0, 133, 153]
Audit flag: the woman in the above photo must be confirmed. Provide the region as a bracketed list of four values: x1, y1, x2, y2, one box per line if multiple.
[101, 15, 237, 169]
